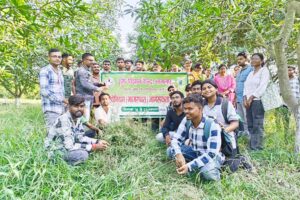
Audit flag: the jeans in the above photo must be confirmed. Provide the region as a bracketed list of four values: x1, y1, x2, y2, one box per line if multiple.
[84, 129, 96, 138]
[156, 131, 175, 143]
[64, 149, 89, 165]
[84, 100, 92, 122]
[246, 100, 265, 150]
[167, 145, 222, 181]
[236, 102, 249, 134]
[44, 111, 61, 131]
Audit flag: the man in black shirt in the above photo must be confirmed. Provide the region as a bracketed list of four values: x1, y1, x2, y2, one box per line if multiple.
[156, 91, 185, 146]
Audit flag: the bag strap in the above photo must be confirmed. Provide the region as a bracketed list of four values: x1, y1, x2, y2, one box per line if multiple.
[203, 117, 214, 140]
[221, 98, 229, 124]
[185, 119, 192, 139]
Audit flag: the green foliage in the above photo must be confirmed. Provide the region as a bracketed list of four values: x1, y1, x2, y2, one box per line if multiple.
[129, 0, 290, 68]
[1, 105, 300, 199]
[0, 0, 122, 99]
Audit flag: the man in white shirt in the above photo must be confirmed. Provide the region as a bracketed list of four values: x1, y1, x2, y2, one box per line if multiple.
[94, 93, 119, 126]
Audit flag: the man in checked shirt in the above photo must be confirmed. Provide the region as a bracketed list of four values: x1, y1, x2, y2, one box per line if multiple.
[168, 94, 224, 181]
[45, 95, 109, 165]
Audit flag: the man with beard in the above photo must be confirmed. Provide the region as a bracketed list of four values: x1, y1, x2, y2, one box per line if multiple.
[156, 91, 185, 146]
[75, 53, 104, 121]
[44, 95, 109, 165]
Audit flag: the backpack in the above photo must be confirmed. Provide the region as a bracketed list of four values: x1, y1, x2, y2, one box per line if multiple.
[221, 98, 244, 134]
[185, 117, 237, 158]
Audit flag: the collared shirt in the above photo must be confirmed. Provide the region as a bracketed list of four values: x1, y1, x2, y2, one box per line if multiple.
[94, 105, 119, 124]
[39, 64, 65, 114]
[244, 67, 270, 100]
[75, 65, 98, 101]
[171, 117, 223, 171]
[62, 67, 74, 98]
[203, 97, 238, 150]
[44, 111, 97, 152]
[235, 64, 253, 103]
[203, 96, 239, 128]
[161, 107, 185, 138]
[289, 77, 300, 100]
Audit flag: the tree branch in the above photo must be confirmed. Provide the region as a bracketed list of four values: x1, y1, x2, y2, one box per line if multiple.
[273, 0, 300, 109]
[297, 33, 300, 83]
[277, 1, 299, 45]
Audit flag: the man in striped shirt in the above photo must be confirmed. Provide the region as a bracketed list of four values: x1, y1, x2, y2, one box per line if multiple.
[168, 94, 224, 181]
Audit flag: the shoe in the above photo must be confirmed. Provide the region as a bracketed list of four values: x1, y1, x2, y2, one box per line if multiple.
[239, 155, 253, 171]
[224, 158, 241, 173]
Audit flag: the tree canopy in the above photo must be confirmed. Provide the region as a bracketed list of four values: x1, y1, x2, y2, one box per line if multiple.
[0, 0, 122, 100]
[128, 0, 294, 68]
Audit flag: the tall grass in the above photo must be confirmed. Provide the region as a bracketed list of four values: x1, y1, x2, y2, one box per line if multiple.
[0, 105, 300, 199]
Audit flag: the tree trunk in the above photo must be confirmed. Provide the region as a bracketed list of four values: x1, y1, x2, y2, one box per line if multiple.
[15, 97, 20, 107]
[294, 108, 300, 153]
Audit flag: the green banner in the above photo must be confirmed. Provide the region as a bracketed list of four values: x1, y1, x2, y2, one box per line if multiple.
[101, 72, 188, 118]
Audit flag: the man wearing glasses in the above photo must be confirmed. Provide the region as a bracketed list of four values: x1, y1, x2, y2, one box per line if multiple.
[39, 48, 68, 131]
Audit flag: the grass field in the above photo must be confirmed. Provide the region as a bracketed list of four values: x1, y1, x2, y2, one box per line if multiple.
[0, 105, 300, 199]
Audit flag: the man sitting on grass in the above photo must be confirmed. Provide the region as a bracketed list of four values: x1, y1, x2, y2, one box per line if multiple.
[156, 91, 185, 146]
[44, 95, 109, 165]
[167, 94, 224, 181]
[94, 93, 119, 127]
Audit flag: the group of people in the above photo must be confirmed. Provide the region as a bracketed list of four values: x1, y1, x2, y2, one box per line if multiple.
[39, 48, 299, 181]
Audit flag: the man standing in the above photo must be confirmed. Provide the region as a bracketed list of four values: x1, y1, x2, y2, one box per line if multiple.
[61, 53, 74, 99]
[45, 95, 109, 165]
[116, 57, 126, 71]
[152, 63, 162, 72]
[156, 91, 185, 145]
[92, 62, 101, 84]
[235, 52, 252, 137]
[288, 66, 300, 100]
[75, 53, 104, 121]
[135, 60, 144, 71]
[125, 59, 133, 71]
[168, 94, 223, 181]
[39, 48, 67, 130]
[102, 60, 111, 72]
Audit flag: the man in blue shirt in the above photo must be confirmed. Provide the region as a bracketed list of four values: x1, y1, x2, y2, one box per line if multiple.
[75, 53, 105, 121]
[235, 52, 253, 136]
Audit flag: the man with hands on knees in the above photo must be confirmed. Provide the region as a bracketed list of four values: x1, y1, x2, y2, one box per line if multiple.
[45, 95, 110, 165]
[167, 94, 224, 181]
[156, 91, 185, 146]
